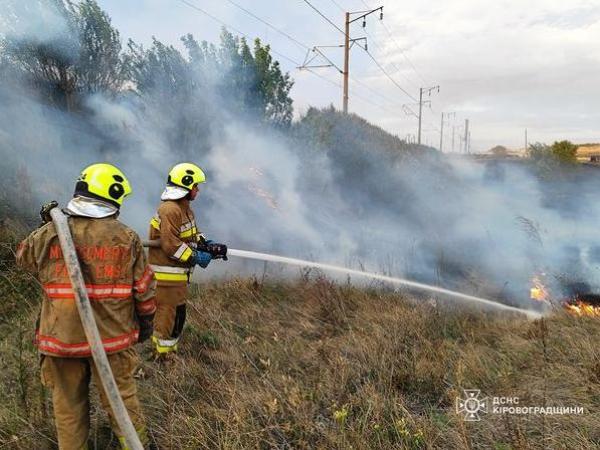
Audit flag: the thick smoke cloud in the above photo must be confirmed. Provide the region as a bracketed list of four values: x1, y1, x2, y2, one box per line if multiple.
[2, 3, 598, 311]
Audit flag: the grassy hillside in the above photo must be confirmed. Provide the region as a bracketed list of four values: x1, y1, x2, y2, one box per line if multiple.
[1, 264, 599, 449]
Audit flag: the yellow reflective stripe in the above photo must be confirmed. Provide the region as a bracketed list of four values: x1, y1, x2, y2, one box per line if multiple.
[180, 247, 193, 262]
[180, 221, 195, 232]
[152, 335, 179, 353]
[154, 272, 188, 282]
[172, 243, 189, 259]
[179, 227, 197, 238]
[150, 217, 160, 230]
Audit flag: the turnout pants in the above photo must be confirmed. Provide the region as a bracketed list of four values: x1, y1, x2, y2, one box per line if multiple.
[152, 284, 188, 354]
[40, 348, 147, 449]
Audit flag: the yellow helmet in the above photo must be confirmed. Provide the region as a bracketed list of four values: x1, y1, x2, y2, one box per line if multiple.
[167, 162, 206, 190]
[74, 163, 132, 208]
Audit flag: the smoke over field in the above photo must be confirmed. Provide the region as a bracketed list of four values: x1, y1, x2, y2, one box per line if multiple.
[2, 0, 599, 312]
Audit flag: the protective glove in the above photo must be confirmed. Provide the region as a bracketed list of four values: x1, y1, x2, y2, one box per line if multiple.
[137, 313, 154, 343]
[39, 200, 59, 225]
[200, 238, 228, 261]
[191, 250, 212, 268]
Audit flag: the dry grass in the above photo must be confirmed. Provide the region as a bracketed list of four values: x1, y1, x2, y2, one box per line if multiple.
[576, 145, 600, 157]
[1, 272, 599, 449]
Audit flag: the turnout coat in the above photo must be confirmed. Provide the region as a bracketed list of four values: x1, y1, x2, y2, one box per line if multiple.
[16, 215, 156, 357]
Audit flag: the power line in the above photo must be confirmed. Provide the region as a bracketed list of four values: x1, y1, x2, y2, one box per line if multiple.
[178, 0, 408, 121]
[327, 0, 346, 13]
[307, 69, 400, 116]
[301, 3, 417, 109]
[360, 0, 427, 85]
[360, 25, 420, 90]
[302, 0, 346, 35]
[363, 48, 417, 102]
[175, 0, 301, 68]
[380, 20, 427, 85]
[350, 89, 397, 115]
[304, 68, 341, 88]
[223, 0, 309, 51]
[327, 2, 422, 103]
[349, 74, 414, 113]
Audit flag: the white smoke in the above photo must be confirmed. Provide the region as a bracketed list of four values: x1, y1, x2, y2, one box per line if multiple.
[1, 2, 598, 310]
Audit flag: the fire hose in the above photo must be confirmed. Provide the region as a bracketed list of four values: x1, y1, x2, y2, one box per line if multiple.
[50, 209, 144, 450]
[143, 239, 542, 318]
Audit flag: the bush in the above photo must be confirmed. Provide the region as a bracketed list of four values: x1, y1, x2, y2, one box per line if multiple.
[551, 140, 577, 164]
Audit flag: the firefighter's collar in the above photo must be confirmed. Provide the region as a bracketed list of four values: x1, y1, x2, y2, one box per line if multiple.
[65, 196, 118, 218]
[161, 185, 189, 200]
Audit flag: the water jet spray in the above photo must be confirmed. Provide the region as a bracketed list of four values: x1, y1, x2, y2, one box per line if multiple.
[144, 240, 543, 319]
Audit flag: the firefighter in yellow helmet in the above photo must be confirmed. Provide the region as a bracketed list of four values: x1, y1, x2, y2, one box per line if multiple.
[148, 163, 227, 355]
[16, 163, 156, 449]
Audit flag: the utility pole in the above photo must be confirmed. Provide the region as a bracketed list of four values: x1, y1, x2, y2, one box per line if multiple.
[468, 130, 472, 154]
[343, 12, 350, 113]
[342, 6, 383, 113]
[417, 85, 440, 145]
[439, 112, 444, 152]
[525, 128, 528, 153]
[445, 112, 456, 153]
[452, 125, 456, 152]
[300, 7, 381, 113]
[464, 119, 469, 154]
[418, 89, 423, 145]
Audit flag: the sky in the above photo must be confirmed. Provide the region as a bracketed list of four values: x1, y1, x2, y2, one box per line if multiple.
[97, 0, 600, 152]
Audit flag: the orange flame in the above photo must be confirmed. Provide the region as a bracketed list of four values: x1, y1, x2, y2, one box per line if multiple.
[564, 301, 600, 317]
[530, 276, 549, 302]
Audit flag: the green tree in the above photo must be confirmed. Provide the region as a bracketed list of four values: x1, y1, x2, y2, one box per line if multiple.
[550, 140, 577, 164]
[127, 38, 193, 101]
[211, 29, 294, 126]
[135, 30, 294, 128]
[127, 37, 209, 157]
[74, 0, 128, 94]
[253, 38, 294, 127]
[527, 142, 551, 162]
[2, 0, 127, 110]
[2, 0, 79, 109]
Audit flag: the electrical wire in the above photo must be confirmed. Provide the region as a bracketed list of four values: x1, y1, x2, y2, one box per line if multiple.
[379, 19, 428, 85]
[177, 0, 408, 121]
[312, 1, 418, 102]
[223, 0, 309, 51]
[175, 0, 301, 68]
[360, 0, 428, 85]
[303, 68, 341, 88]
[363, 48, 417, 102]
[350, 89, 401, 115]
[327, 0, 346, 13]
[361, 26, 420, 90]
[349, 74, 414, 114]
[302, 0, 346, 35]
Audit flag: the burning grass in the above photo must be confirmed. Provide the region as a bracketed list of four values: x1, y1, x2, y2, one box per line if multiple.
[529, 274, 600, 317]
[0, 273, 599, 449]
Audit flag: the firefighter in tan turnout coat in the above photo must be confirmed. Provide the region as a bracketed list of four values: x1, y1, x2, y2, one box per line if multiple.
[16, 163, 156, 449]
[149, 162, 216, 355]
